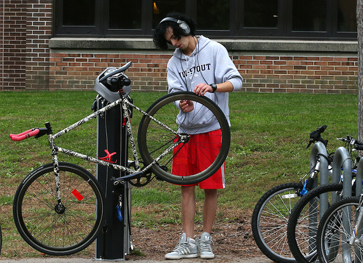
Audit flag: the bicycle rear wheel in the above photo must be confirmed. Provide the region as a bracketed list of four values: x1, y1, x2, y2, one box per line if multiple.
[287, 183, 343, 263]
[251, 182, 303, 263]
[138, 91, 230, 185]
[316, 196, 361, 263]
[13, 162, 104, 256]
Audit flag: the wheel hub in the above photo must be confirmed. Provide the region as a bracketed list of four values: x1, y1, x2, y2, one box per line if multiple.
[55, 203, 66, 214]
[179, 133, 190, 143]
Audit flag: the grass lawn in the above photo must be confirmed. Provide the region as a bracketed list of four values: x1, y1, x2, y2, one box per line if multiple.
[0, 90, 358, 258]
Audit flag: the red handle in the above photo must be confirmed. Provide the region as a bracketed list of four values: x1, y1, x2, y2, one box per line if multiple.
[10, 129, 40, 141]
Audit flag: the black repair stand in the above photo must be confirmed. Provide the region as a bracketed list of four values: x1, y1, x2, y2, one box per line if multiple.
[95, 98, 132, 261]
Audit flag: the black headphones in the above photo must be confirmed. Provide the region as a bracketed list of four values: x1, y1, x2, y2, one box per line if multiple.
[159, 17, 191, 35]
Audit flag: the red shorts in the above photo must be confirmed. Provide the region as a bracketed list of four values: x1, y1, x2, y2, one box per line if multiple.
[172, 129, 225, 189]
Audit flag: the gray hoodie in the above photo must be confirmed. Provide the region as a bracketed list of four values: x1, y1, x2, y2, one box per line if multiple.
[167, 36, 243, 134]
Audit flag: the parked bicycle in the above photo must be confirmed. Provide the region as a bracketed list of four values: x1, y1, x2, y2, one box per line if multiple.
[316, 194, 363, 263]
[9, 62, 231, 256]
[251, 125, 332, 263]
[287, 135, 363, 263]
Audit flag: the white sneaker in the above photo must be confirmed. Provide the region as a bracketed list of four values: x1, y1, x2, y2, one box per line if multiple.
[197, 232, 215, 259]
[165, 233, 198, 259]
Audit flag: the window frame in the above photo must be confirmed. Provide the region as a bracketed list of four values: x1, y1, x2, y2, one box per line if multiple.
[54, 0, 103, 36]
[52, 0, 357, 40]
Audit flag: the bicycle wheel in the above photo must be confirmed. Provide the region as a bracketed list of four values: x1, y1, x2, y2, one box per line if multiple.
[287, 183, 343, 263]
[317, 196, 361, 263]
[138, 91, 230, 185]
[251, 182, 303, 263]
[13, 162, 104, 256]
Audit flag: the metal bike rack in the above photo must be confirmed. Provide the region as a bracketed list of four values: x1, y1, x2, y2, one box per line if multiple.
[94, 97, 132, 261]
[313, 146, 352, 218]
[331, 146, 352, 262]
[356, 158, 363, 196]
[309, 146, 353, 261]
[308, 141, 330, 252]
[310, 141, 330, 211]
[331, 147, 352, 197]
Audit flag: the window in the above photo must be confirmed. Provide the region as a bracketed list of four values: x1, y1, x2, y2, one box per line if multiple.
[109, 0, 142, 30]
[196, 0, 230, 30]
[338, 0, 357, 32]
[152, 0, 186, 29]
[244, 0, 278, 28]
[292, 0, 326, 32]
[63, 0, 95, 26]
[53, 0, 357, 40]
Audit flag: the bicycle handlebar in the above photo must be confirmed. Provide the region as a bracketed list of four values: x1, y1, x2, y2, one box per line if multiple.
[307, 124, 328, 148]
[337, 135, 363, 150]
[10, 129, 40, 141]
[355, 145, 363, 150]
[10, 127, 48, 141]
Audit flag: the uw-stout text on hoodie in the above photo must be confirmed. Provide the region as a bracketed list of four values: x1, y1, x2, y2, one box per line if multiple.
[167, 36, 243, 134]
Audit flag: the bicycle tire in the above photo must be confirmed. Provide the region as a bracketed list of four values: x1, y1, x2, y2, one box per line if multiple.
[138, 91, 230, 185]
[316, 196, 361, 263]
[287, 183, 343, 263]
[251, 182, 303, 263]
[13, 162, 104, 256]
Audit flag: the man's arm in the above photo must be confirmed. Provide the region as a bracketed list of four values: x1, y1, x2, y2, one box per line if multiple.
[193, 81, 234, 96]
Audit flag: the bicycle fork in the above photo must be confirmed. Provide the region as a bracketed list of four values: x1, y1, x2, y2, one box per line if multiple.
[282, 158, 322, 200]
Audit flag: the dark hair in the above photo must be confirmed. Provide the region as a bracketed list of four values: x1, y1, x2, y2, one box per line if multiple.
[153, 13, 196, 50]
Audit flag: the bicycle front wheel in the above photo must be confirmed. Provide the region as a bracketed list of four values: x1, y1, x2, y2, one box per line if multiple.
[13, 162, 104, 256]
[287, 183, 343, 263]
[251, 182, 303, 263]
[138, 91, 230, 185]
[317, 196, 362, 263]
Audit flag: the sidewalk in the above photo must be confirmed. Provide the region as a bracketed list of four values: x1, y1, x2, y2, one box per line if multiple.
[0, 257, 272, 263]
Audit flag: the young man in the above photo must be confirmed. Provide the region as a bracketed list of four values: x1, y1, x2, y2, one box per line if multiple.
[153, 13, 243, 260]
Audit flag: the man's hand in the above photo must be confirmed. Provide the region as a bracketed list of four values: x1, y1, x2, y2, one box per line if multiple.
[180, 100, 194, 112]
[194, 83, 213, 96]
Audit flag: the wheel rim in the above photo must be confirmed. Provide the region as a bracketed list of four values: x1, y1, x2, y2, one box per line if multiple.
[138, 92, 230, 185]
[14, 164, 103, 254]
[257, 186, 300, 261]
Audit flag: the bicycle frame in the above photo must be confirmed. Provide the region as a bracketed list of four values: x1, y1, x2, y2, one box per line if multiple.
[46, 94, 182, 202]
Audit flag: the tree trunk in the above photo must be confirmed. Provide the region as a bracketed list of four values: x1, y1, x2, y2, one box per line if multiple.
[358, 0, 363, 140]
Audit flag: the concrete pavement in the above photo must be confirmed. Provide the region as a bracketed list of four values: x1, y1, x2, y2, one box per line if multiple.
[0, 257, 272, 263]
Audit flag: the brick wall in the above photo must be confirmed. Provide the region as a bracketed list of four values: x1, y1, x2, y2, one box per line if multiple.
[0, 0, 51, 91]
[49, 52, 358, 94]
[237, 55, 358, 94]
[26, 0, 52, 90]
[0, 0, 359, 94]
[1, 0, 27, 90]
[49, 53, 170, 91]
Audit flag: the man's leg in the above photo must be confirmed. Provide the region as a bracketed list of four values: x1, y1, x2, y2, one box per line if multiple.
[196, 189, 217, 259]
[182, 185, 196, 238]
[165, 185, 197, 259]
[203, 189, 218, 233]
